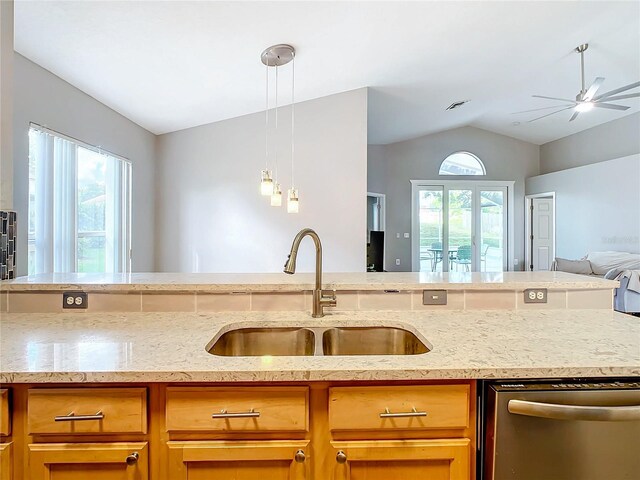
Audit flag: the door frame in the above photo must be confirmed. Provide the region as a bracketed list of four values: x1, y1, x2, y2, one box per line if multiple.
[524, 192, 556, 271]
[411, 180, 515, 272]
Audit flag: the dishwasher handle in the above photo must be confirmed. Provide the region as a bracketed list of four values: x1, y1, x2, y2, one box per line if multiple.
[508, 399, 640, 422]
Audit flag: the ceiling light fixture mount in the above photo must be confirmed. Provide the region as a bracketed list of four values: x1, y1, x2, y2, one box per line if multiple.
[261, 44, 295, 67]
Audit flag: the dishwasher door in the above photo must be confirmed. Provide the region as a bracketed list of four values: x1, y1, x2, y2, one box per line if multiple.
[484, 383, 640, 480]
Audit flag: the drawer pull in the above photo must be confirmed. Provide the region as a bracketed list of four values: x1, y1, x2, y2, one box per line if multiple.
[336, 451, 347, 464]
[54, 410, 104, 422]
[125, 452, 139, 466]
[379, 407, 427, 418]
[294, 450, 306, 463]
[211, 408, 260, 419]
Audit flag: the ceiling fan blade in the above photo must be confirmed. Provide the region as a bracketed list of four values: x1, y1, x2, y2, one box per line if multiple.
[598, 93, 640, 102]
[527, 106, 574, 123]
[592, 103, 630, 111]
[593, 81, 640, 101]
[512, 104, 573, 114]
[569, 111, 580, 122]
[583, 77, 605, 101]
[532, 95, 577, 103]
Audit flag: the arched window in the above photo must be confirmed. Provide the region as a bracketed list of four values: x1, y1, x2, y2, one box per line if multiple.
[439, 152, 486, 176]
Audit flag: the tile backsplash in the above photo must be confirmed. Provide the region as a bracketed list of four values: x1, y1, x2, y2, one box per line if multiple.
[0, 211, 17, 280]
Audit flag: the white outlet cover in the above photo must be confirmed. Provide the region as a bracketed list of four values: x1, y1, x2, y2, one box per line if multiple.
[395, 259, 400, 265]
[403, 233, 410, 238]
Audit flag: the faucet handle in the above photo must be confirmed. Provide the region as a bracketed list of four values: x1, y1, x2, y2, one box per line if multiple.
[321, 290, 337, 307]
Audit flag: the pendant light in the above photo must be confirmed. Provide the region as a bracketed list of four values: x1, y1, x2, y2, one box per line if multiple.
[260, 44, 298, 212]
[260, 59, 273, 196]
[287, 51, 298, 214]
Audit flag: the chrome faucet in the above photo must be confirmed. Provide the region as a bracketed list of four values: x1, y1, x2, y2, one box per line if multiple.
[284, 228, 337, 317]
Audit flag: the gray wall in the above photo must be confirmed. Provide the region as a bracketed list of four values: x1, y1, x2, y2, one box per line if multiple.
[155, 88, 368, 273]
[12, 53, 157, 274]
[0, 0, 13, 210]
[540, 112, 640, 174]
[526, 154, 640, 257]
[367, 145, 386, 195]
[370, 126, 540, 271]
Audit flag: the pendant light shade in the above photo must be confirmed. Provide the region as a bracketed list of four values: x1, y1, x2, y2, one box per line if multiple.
[260, 169, 273, 196]
[287, 188, 299, 214]
[271, 183, 282, 206]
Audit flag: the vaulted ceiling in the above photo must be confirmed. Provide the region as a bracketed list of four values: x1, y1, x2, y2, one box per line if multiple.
[15, 1, 640, 145]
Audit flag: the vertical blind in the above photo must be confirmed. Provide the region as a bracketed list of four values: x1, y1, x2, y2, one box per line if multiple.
[28, 124, 131, 274]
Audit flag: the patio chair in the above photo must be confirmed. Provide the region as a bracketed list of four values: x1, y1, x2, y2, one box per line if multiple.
[480, 244, 490, 270]
[452, 245, 472, 271]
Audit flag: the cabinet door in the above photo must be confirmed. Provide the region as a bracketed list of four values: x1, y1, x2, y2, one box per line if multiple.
[168, 440, 309, 480]
[331, 439, 469, 480]
[0, 443, 12, 480]
[28, 442, 147, 480]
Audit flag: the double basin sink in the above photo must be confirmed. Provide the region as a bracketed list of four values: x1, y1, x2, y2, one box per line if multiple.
[207, 324, 431, 357]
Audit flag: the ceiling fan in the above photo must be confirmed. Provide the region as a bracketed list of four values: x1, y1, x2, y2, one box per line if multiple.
[515, 43, 640, 123]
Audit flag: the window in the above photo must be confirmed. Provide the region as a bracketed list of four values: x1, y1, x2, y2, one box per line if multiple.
[28, 125, 131, 274]
[439, 152, 486, 176]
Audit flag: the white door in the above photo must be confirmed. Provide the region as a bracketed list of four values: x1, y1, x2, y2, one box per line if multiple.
[530, 197, 554, 271]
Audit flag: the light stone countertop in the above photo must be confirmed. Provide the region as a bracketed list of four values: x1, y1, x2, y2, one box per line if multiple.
[0, 271, 618, 292]
[1, 309, 638, 383]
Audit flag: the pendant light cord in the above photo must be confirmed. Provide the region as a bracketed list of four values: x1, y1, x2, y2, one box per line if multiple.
[291, 53, 295, 188]
[265, 62, 269, 170]
[274, 64, 279, 182]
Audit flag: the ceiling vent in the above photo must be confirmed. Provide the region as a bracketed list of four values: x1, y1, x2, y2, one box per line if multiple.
[446, 100, 469, 111]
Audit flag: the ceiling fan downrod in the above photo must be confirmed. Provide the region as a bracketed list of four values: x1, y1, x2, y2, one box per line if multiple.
[575, 43, 589, 99]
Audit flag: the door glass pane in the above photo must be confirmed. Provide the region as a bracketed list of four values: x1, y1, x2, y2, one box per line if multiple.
[480, 190, 504, 272]
[77, 147, 107, 272]
[448, 189, 473, 272]
[418, 189, 443, 272]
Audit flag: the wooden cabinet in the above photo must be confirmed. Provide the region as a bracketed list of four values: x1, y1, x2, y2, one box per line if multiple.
[28, 442, 148, 480]
[28, 388, 147, 435]
[166, 387, 308, 433]
[0, 443, 11, 480]
[0, 389, 9, 436]
[330, 439, 470, 480]
[167, 440, 309, 480]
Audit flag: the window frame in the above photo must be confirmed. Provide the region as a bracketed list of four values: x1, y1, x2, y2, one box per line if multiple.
[439, 151, 486, 176]
[28, 123, 132, 274]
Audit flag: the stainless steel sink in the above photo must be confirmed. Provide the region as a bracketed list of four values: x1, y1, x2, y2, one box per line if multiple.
[322, 326, 430, 356]
[207, 324, 430, 357]
[207, 327, 316, 356]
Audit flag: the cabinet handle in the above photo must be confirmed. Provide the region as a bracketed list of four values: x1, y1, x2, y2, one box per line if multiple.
[336, 451, 347, 464]
[211, 408, 260, 419]
[54, 410, 104, 422]
[379, 407, 427, 418]
[294, 450, 306, 463]
[125, 452, 139, 466]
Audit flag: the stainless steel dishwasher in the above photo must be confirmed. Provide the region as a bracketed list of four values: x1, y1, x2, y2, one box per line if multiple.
[483, 380, 640, 480]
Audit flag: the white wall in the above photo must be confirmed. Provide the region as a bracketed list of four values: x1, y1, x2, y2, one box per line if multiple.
[0, 0, 13, 210]
[12, 53, 157, 273]
[526, 154, 640, 257]
[155, 88, 368, 273]
[540, 113, 640, 174]
[369, 126, 540, 271]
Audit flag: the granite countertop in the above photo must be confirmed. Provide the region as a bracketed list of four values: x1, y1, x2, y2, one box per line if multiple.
[0, 271, 618, 292]
[1, 309, 638, 383]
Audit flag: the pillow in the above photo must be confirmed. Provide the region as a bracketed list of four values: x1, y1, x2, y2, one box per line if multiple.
[586, 251, 640, 275]
[554, 257, 593, 275]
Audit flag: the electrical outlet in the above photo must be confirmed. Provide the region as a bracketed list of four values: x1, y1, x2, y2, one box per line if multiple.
[423, 290, 447, 305]
[63, 292, 88, 309]
[523, 288, 547, 304]
[403, 232, 410, 238]
[395, 258, 400, 266]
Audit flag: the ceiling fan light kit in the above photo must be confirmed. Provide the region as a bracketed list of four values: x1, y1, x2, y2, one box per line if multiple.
[516, 43, 640, 123]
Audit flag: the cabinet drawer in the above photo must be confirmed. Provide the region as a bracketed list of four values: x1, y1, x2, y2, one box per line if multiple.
[28, 388, 147, 435]
[0, 389, 9, 436]
[329, 385, 470, 432]
[166, 387, 309, 433]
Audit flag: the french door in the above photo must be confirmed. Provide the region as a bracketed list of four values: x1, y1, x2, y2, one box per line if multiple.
[412, 181, 511, 272]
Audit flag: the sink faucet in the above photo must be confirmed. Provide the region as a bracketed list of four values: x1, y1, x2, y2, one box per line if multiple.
[284, 228, 337, 317]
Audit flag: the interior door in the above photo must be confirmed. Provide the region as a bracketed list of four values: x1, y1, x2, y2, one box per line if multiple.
[531, 197, 554, 271]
